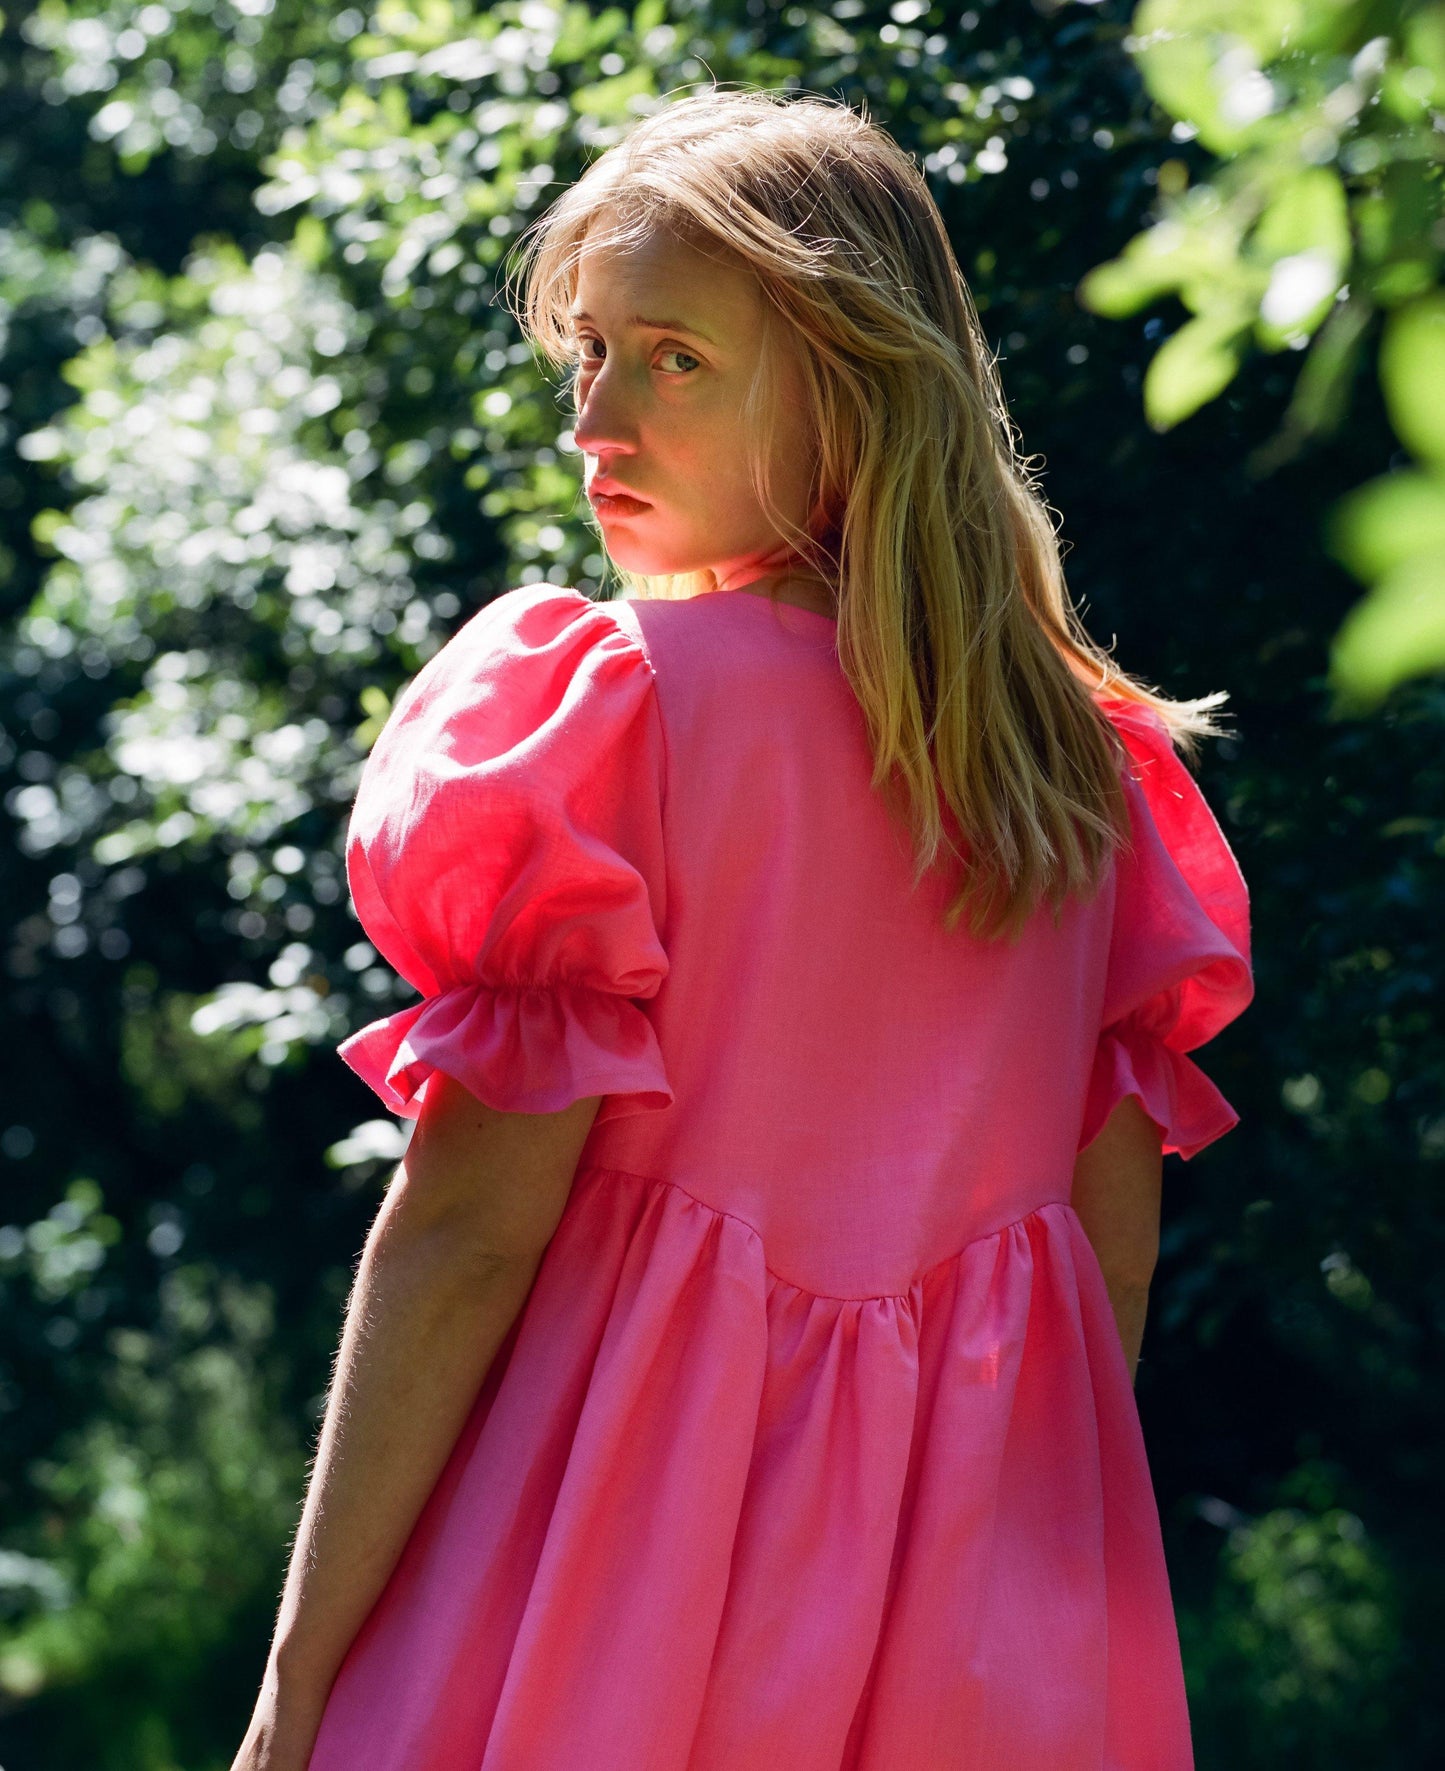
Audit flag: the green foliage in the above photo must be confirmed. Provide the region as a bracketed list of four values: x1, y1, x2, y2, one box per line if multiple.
[1183, 1476, 1402, 1757]
[0, 1252, 307, 1770]
[1076, 0, 1445, 708]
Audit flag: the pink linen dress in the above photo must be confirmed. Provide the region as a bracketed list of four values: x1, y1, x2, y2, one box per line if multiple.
[310, 580, 1254, 1770]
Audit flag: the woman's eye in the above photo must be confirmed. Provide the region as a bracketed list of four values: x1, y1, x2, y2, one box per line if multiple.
[573, 337, 699, 376]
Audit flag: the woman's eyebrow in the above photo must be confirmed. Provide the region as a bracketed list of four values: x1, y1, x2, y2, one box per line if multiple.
[567, 306, 716, 345]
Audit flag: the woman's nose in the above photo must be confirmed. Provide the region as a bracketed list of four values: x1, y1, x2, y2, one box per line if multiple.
[571, 358, 640, 455]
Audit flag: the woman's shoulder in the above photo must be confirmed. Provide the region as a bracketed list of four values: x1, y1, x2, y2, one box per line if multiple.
[1088, 688, 1173, 758]
[1087, 689, 1252, 997]
[620, 591, 842, 700]
[449, 581, 656, 679]
[370, 584, 656, 750]
[350, 584, 665, 859]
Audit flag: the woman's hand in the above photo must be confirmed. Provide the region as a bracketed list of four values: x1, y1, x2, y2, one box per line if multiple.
[230, 1659, 329, 1771]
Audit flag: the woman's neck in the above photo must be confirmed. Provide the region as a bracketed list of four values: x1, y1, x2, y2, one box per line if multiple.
[725, 576, 837, 617]
[710, 552, 837, 617]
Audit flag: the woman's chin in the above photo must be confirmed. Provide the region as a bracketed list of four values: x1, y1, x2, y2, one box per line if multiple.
[604, 539, 704, 580]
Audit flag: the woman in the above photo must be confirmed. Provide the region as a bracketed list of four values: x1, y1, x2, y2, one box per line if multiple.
[235, 86, 1253, 1770]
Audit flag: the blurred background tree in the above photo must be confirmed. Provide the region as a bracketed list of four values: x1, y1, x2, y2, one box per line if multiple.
[0, 2, 1440, 1766]
[1076, 0, 1445, 710]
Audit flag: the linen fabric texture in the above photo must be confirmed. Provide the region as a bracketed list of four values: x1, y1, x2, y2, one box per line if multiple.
[313, 582, 1254, 1771]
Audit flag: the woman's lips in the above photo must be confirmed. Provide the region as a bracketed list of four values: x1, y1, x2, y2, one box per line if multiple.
[588, 487, 651, 517]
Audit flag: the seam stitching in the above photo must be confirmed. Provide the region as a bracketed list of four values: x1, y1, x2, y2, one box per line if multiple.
[572, 1161, 1072, 1304]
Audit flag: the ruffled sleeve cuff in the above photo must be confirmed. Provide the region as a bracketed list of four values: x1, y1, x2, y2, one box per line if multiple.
[337, 981, 675, 1118]
[1078, 1024, 1241, 1162]
[1079, 694, 1255, 1161]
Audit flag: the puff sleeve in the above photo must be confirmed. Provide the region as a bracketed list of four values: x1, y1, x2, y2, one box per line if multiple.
[1077, 696, 1255, 1161]
[336, 585, 672, 1119]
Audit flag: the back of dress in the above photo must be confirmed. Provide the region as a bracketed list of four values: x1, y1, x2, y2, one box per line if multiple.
[316, 581, 1254, 1771]
[605, 586, 1153, 1298]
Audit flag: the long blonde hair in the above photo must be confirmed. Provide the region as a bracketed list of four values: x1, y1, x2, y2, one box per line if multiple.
[505, 86, 1235, 943]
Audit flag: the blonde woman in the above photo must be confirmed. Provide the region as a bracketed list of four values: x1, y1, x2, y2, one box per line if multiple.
[235, 87, 1253, 1771]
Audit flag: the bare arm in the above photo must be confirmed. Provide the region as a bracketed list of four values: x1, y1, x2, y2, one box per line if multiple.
[1070, 1093, 1164, 1386]
[232, 1072, 601, 1771]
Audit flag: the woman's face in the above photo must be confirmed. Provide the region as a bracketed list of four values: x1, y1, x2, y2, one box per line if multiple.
[568, 220, 821, 587]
